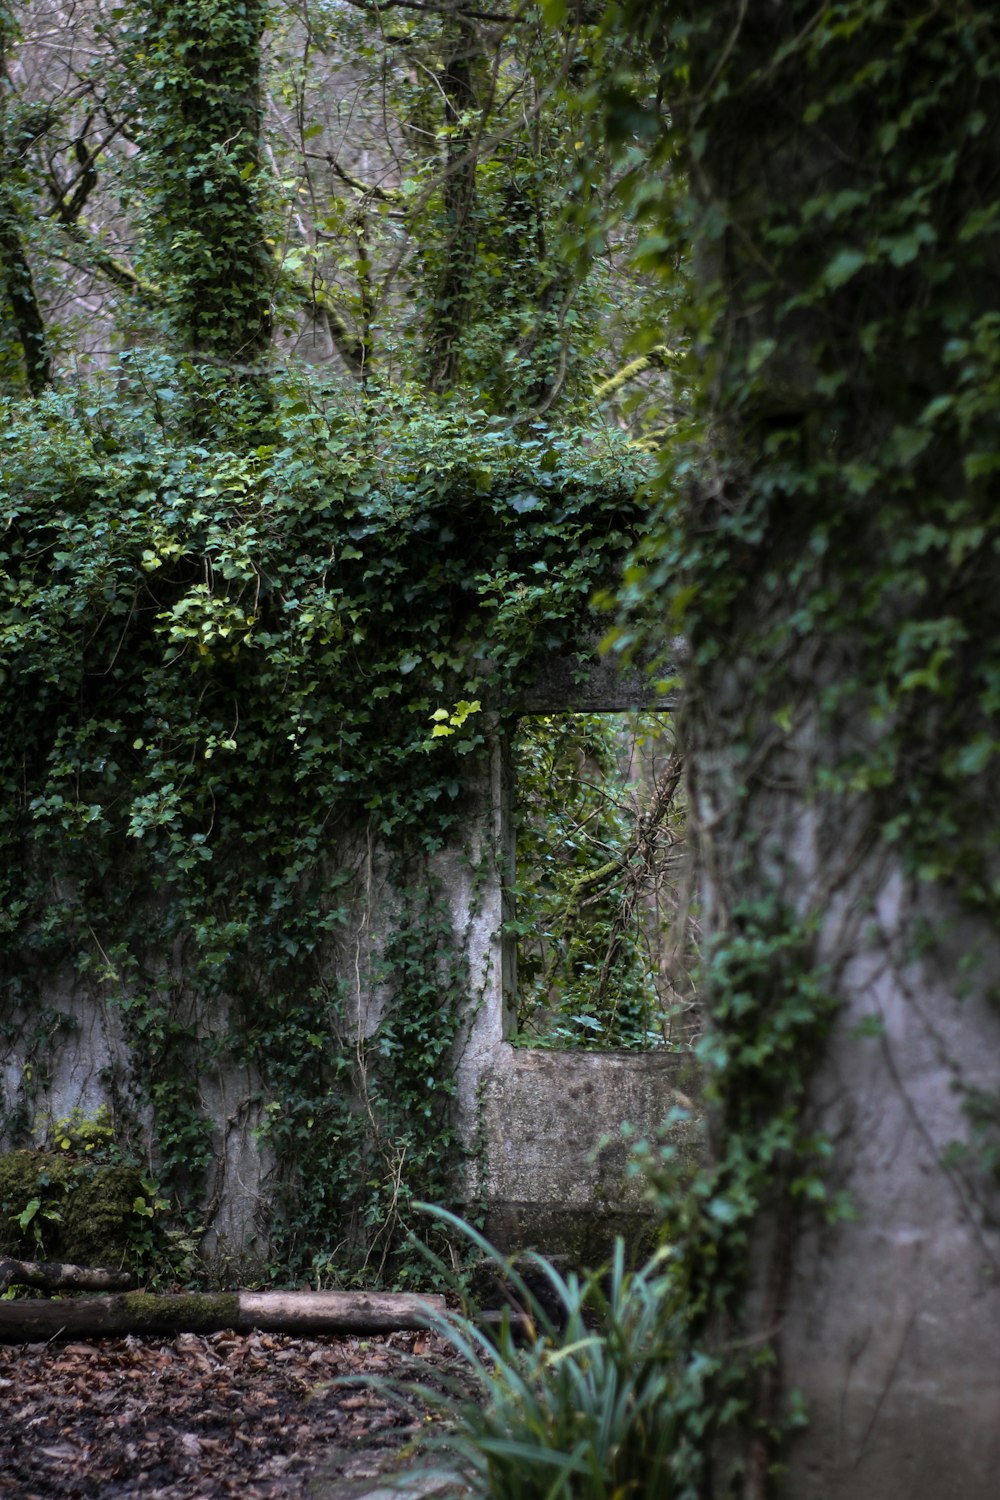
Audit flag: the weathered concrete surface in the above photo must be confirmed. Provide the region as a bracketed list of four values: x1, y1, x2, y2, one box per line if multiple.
[494, 637, 679, 715]
[445, 723, 695, 1261]
[479, 1047, 696, 1260]
[446, 726, 516, 1164]
[777, 869, 1000, 1500]
[0, 975, 138, 1140]
[0, 969, 275, 1262]
[695, 649, 1000, 1497]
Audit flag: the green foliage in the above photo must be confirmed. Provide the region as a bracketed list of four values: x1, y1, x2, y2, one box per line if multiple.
[130, 0, 273, 366]
[46, 1103, 115, 1155]
[396, 909, 830, 1499]
[0, 4, 51, 395]
[511, 711, 683, 1049]
[262, 895, 468, 1287]
[613, 0, 1000, 892]
[361, 7, 617, 409]
[0, 0, 659, 417]
[0, 1108, 194, 1284]
[368, 1207, 705, 1500]
[2, 0, 655, 1297]
[584, 0, 1000, 1485]
[0, 361, 645, 1282]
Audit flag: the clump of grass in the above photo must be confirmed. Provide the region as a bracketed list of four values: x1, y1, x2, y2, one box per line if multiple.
[385, 1206, 699, 1500]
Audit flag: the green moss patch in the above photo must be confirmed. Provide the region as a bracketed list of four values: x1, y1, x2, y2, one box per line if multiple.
[0, 1150, 148, 1266]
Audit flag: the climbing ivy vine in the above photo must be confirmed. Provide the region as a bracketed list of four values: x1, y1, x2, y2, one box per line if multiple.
[132, 0, 273, 366]
[0, 362, 644, 1282]
[578, 0, 1000, 1490]
[0, 0, 658, 1284]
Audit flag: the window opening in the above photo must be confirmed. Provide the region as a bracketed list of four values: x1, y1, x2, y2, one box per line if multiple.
[508, 710, 696, 1050]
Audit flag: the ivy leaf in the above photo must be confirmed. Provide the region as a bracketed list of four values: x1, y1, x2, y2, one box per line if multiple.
[821, 247, 867, 289]
[963, 451, 1000, 481]
[952, 735, 994, 777]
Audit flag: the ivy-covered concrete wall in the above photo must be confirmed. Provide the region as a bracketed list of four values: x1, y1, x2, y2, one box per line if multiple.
[0, 380, 657, 1284]
[1, 662, 688, 1273]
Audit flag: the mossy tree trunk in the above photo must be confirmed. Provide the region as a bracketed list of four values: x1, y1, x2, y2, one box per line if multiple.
[0, 6, 51, 395]
[423, 19, 484, 394]
[139, 0, 273, 377]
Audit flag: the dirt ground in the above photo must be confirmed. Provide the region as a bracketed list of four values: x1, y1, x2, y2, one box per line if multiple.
[0, 1327, 460, 1499]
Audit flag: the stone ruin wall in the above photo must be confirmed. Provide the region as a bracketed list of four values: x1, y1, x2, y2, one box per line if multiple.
[0, 653, 691, 1263]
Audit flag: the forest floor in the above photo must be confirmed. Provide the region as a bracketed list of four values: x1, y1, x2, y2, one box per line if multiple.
[0, 1326, 467, 1499]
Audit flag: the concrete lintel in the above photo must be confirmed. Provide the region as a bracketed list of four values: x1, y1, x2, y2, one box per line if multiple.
[487, 637, 682, 716]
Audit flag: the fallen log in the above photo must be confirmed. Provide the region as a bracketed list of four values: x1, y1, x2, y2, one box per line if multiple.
[0, 1257, 136, 1296]
[0, 1289, 446, 1344]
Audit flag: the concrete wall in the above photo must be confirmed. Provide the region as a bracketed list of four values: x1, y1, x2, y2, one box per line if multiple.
[448, 710, 693, 1261]
[1, 665, 688, 1263]
[479, 1047, 695, 1260]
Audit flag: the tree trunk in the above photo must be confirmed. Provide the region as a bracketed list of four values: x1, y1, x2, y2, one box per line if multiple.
[0, 1289, 446, 1344]
[0, 211, 51, 394]
[140, 0, 272, 381]
[424, 20, 483, 393]
[0, 15, 51, 395]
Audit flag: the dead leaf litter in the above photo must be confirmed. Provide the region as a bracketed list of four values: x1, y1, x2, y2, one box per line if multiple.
[0, 1326, 457, 1498]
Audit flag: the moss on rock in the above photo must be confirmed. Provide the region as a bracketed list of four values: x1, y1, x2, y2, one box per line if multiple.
[0, 1151, 72, 1256]
[0, 1151, 147, 1265]
[61, 1165, 147, 1266]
